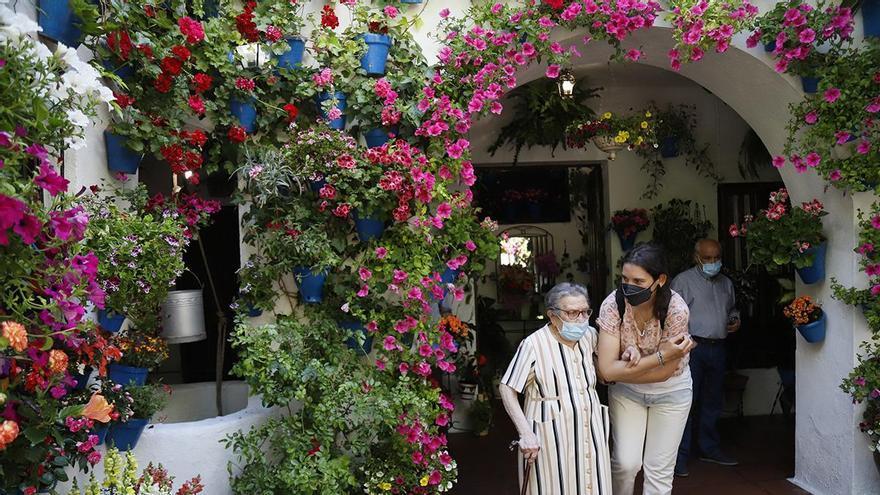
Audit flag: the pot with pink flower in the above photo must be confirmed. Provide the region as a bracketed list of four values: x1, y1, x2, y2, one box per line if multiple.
[609, 208, 651, 251]
[665, 0, 758, 69]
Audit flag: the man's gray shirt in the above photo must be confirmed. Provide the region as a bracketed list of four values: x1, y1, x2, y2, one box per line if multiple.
[670, 266, 736, 340]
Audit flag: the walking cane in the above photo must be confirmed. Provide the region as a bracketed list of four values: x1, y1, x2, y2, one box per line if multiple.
[510, 440, 533, 495]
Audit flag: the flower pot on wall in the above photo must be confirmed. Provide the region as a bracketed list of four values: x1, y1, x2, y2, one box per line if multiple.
[93, 424, 109, 445]
[364, 128, 394, 148]
[436, 268, 461, 300]
[796, 310, 826, 343]
[592, 135, 624, 160]
[801, 76, 819, 94]
[293, 267, 328, 303]
[97, 309, 125, 333]
[353, 210, 385, 242]
[617, 231, 637, 251]
[104, 131, 141, 174]
[796, 242, 827, 284]
[359, 33, 392, 75]
[316, 91, 347, 130]
[863, 0, 880, 38]
[108, 364, 148, 386]
[38, 0, 82, 47]
[660, 136, 680, 158]
[107, 418, 149, 451]
[275, 37, 306, 70]
[763, 41, 776, 52]
[71, 366, 92, 390]
[340, 321, 373, 356]
[230, 97, 257, 133]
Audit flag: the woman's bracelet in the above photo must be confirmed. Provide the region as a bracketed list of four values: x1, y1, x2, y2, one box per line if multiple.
[657, 350, 665, 367]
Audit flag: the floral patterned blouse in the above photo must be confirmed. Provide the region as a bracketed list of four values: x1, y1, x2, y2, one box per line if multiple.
[596, 290, 692, 390]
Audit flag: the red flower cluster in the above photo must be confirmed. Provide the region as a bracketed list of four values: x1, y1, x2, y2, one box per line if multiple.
[106, 30, 133, 60]
[282, 103, 299, 122]
[191, 72, 213, 93]
[235, 77, 256, 91]
[177, 16, 205, 44]
[544, 0, 565, 10]
[321, 5, 339, 29]
[227, 126, 248, 143]
[236, 1, 260, 42]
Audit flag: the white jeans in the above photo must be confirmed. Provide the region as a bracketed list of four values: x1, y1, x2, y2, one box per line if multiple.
[609, 385, 692, 495]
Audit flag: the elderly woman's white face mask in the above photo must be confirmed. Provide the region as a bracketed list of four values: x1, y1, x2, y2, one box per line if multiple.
[549, 296, 592, 341]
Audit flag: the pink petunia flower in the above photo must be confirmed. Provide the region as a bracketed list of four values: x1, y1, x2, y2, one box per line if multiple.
[823, 87, 841, 103]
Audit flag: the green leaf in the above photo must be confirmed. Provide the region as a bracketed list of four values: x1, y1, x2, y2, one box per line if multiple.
[23, 427, 48, 445]
[40, 336, 54, 351]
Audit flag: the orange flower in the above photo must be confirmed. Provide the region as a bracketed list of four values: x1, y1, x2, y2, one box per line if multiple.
[48, 350, 68, 375]
[82, 394, 113, 423]
[1, 321, 27, 352]
[0, 420, 19, 450]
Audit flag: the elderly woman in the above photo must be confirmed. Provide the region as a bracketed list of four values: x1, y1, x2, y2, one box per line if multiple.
[499, 282, 612, 495]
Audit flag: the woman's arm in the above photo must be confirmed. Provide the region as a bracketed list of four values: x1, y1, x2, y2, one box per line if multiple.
[622, 358, 682, 383]
[499, 383, 540, 462]
[597, 330, 665, 382]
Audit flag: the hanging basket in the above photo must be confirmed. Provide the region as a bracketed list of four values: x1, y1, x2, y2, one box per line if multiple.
[592, 135, 624, 160]
[161, 270, 207, 344]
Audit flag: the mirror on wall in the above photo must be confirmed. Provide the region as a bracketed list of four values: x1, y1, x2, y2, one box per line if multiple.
[497, 225, 553, 318]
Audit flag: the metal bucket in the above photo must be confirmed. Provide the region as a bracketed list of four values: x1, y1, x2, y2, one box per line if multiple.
[161, 271, 206, 344]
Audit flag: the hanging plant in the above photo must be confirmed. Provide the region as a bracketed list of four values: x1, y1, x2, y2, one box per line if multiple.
[488, 78, 600, 164]
[666, 0, 759, 69]
[782, 41, 880, 192]
[567, 109, 658, 160]
[651, 199, 713, 277]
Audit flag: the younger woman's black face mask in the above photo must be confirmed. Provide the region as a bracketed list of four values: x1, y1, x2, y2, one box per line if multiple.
[621, 282, 655, 307]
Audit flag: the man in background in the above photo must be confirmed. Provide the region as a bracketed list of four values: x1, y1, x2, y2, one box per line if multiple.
[672, 238, 740, 477]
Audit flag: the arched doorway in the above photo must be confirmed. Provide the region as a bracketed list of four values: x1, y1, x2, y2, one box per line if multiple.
[453, 25, 875, 494]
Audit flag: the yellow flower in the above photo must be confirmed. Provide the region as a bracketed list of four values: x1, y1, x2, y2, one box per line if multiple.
[640, 121, 648, 129]
[602, 112, 612, 120]
[635, 137, 644, 145]
[614, 135, 626, 144]
[379, 482, 392, 490]
[420, 475, 429, 487]
[645, 111, 652, 117]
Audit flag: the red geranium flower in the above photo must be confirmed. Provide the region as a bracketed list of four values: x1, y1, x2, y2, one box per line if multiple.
[137, 43, 154, 60]
[171, 45, 191, 61]
[177, 16, 205, 44]
[191, 73, 213, 93]
[544, 0, 564, 9]
[160, 56, 183, 76]
[184, 130, 207, 147]
[282, 103, 299, 122]
[235, 77, 256, 91]
[106, 31, 133, 60]
[144, 4, 156, 17]
[321, 5, 339, 29]
[187, 95, 206, 115]
[113, 92, 135, 108]
[227, 126, 248, 143]
[153, 73, 173, 93]
[236, 1, 260, 42]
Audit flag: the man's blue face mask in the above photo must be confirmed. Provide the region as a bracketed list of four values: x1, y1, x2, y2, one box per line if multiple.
[701, 260, 722, 277]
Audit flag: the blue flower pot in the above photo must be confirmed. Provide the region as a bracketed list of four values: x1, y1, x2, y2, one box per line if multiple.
[101, 59, 135, 80]
[293, 267, 328, 303]
[310, 178, 327, 192]
[354, 210, 385, 242]
[763, 41, 776, 52]
[618, 232, 637, 252]
[400, 0, 423, 3]
[796, 310, 826, 343]
[276, 37, 306, 70]
[863, 0, 880, 38]
[231, 97, 257, 133]
[38, 0, 82, 47]
[104, 131, 141, 174]
[316, 91, 347, 130]
[364, 128, 392, 148]
[247, 305, 263, 317]
[796, 242, 827, 284]
[97, 309, 125, 333]
[107, 418, 149, 451]
[660, 136, 679, 158]
[436, 268, 461, 300]
[108, 364, 148, 386]
[72, 367, 92, 390]
[341, 321, 373, 356]
[93, 424, 109, 445]
[801, 76, 819, 94]
[359, 33, 392, 75]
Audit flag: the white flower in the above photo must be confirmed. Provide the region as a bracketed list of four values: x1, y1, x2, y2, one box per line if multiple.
[0, 6, 41, 40]
[64, 135, 86, 150]
[66, 109, 90, 128]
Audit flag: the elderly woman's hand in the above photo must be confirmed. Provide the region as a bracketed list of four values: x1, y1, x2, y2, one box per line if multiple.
[519, 430, 541, 463]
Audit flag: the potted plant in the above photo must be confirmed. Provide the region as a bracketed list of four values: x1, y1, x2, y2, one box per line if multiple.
[748, 0, 855, 91]
[489, 78, 600, 165]
[652, 104, 697, 158]
[254, 0, 308, 71]
[782, 41, 880, 192]
[729, 188, 828, 280]
[81, 185, 190, 332]
[310, 6, 365, 130]
[68, 448, 204, 494]
[665, 0, 758, 69]
[609, 208, 651, 251]
[784, 295, 826, 342]
[651, 199, 714, 277]
[107, 383, 171, 451]
[841, 340, 880, 470]
[108, 332, 170, 386]
[469, 394, 493, 436]
[567, 109, 658, 160]
[351, 6, 394, 76]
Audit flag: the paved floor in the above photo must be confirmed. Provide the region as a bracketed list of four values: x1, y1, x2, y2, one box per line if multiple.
[447, 401, 809, 494]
